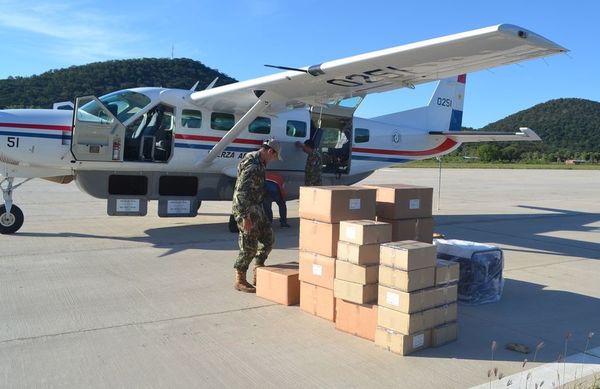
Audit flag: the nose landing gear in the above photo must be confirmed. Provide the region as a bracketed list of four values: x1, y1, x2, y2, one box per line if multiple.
[0, 176, 29, 234]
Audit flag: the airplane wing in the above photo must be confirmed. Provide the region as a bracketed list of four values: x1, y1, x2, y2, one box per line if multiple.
[429, 127, 542, 142]
[189, 24, 567, 113]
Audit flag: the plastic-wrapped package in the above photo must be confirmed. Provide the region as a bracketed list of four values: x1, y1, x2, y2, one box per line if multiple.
[433, 239, 504, 305]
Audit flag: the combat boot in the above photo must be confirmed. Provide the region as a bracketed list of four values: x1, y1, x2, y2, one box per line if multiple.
[252, 265, 265, 286]
[234, 270, 256, 293]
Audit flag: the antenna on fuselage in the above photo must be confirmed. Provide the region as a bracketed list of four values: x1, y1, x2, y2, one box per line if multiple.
[205, 77, 219, 90]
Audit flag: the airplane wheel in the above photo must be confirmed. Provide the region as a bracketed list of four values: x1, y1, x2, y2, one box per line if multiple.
[0, 204, 24, 234]
[228, 214, 239, 233]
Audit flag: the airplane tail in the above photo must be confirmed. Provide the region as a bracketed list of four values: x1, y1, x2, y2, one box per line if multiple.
[370, 74, 466, 132]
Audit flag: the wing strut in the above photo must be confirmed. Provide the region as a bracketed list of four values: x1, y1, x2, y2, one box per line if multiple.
[195, 90, 272, 167]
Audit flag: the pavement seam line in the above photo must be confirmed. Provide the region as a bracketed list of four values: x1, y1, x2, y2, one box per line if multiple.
[0, 303, 276, 345]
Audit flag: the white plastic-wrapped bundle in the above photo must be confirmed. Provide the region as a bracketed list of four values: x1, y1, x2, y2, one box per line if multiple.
[433, 239, 504, 305]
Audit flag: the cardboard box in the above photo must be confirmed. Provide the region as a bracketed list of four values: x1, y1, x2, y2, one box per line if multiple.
[299, 219, 340, 257]
[299, 251, 335, 289]
[339, 220, 392, 245]
[428, 303, 458, 328]
[375, 326, 431, 356]
[432, 284, 458, 306]
[300, 281, 336, 321]
[378, 285, 437, 314]
[364, 184, 433, 219]
[434, 259, 460, 286]
[377, 305, 427, 334]
[333, 279, 378, 304]
[377, 217, 434, 243]
[336, 241, 380, 265]
[379, 241, 437, 271]
[335, 260, 378, 285]
[299, 186, 376, 223]
[335, 299, 378, 341]
[378, 265, 435, 292]
[432, 322, 458, 347]
[256, 262, 300, 306]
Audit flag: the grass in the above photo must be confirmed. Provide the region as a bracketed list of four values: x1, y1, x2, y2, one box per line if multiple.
[394, 160, 600, 169]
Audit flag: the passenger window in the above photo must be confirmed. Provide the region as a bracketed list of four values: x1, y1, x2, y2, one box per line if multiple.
[182, 110, 202, 129]
[354, 128, 370, 143]
[249, 117, 271, 134]
[286, 120, 307, 137]
[211, 112, 235, 131]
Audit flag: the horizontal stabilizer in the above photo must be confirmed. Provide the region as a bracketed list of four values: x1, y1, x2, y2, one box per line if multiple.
[429, 127, 541, 142]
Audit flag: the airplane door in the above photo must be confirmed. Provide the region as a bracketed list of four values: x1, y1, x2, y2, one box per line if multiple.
[71, 96, 126, 162]
[310, 95, 363, 176]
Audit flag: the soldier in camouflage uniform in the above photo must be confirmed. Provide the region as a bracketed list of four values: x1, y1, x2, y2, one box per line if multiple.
[299, 139, 322, 186]
[231, 139, 282, 293]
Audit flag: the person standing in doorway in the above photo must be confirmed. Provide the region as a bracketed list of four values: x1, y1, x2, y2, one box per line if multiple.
[297, 139, 322, 186]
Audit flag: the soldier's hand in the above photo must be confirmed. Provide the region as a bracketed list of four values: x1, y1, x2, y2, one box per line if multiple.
[243, 216, 253, 233]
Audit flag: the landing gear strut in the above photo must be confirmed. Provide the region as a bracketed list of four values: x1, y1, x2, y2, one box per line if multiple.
[0, 177, 30, 234]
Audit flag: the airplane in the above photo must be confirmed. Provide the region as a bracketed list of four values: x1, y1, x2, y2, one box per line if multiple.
[0, 24, 566, 234]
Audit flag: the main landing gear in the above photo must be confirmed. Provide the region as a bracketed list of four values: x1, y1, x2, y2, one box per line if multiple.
[0, 177, 29, 234]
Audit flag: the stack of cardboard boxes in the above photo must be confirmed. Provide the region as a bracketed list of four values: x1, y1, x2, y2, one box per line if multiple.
[298, 186, 376, 322]
[333, 220, 392, 340]
[366, 184, 434, 243]
[374, 240, 459, 355]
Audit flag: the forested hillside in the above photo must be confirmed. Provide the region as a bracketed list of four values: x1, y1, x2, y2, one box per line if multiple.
[0, 58, 237, 109]
[459, 98, 600, 162]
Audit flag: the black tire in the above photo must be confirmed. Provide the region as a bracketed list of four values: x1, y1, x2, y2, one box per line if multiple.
[228, 214, 239, 233]
[0, 204, 24, 234]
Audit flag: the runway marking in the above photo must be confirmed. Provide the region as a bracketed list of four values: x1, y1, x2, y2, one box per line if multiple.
[470, 346, 600, 389]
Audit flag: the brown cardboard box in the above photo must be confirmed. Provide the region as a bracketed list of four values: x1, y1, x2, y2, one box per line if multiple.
[335, 299, 378, 341]
[377, 217, 434, 243]
[299, 251, 335, 289]
[339, 220, 392, 245]
[364, 184, 433, 219]
[333, 279, 378, 304]
[299, 219, 340, 257]
[379, 240, 437, 271]
[377, 305, 427, 334]
[300, 281, 336, 321]
[375, 326, 431, 355]
[337, 241, 380, 265]
[335, 260, 378, 284]
[256, 262, 300, 306]
[299, 186, 376, 223]
[432, 322, 458, 347]
[378, 265, 435, 292]
[378, 285, 437, 313]
[431, 284, 458, 306]
[428, 303, 458, 328]
[434, 259, 460, 286]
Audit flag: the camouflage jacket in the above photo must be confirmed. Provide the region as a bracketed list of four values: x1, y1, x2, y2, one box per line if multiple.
[305, 149, 322, 186]
[232, 151, 266, 221]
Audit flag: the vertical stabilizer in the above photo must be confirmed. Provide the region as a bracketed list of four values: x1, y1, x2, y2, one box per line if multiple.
[370, 74, 466, 132]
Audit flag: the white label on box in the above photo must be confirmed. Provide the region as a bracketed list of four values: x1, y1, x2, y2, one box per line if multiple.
[412, 333, 425, 349]
[345, 226, 356, 240]
[349, 198, 361, 210]
[312, 264, 323, 277]
[116, 199, 140, 212]
[386, 291, 400, 306]
[409, 199, 421, 209]
[167, 200, 191, 214]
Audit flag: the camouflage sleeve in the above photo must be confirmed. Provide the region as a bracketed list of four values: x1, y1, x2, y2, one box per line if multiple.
[234, 161, 262, 220]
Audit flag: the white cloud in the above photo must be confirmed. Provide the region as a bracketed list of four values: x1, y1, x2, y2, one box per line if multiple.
[0, 1, 145, 63]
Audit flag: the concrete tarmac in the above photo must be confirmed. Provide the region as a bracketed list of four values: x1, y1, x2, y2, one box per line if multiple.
[1, 168, 599, 388]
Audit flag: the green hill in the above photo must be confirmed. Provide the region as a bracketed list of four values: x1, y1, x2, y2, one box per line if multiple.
[0, 58, 237, 109]
[460, 98, 600, 162]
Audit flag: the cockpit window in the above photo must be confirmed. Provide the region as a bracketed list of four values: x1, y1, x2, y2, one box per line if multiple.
[99, 91, 152, 124]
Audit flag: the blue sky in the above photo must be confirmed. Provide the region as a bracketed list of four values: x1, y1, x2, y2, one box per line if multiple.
[0, 0, 597, 128]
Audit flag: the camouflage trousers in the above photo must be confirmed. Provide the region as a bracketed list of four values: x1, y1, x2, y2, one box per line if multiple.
[234, 209, 274, 272]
